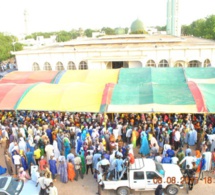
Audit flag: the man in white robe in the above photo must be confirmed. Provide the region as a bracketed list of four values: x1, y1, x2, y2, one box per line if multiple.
[187, 129, 197, 146]
[45, 142, 54, 161]
[203, 150, 212, 171]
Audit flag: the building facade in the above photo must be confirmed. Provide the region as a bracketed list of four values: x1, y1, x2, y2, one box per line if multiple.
[166, 0, 181, 37]
[13, 34, 215, 71]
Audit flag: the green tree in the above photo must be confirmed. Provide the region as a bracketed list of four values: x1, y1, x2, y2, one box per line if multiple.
[56, 31, 72, 42]
[101, 27, 115, 35]
[181, 15, 215, 40]
[84, 29, 94, 37]
[203, 15, 215, 40]
[0, 33, 23, 61]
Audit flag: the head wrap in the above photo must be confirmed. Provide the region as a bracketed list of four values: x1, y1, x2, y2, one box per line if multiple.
[195, 150, 201, 158]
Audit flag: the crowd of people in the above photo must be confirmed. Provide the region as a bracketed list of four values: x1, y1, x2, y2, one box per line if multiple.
[0, 111, 215, 195]
[0, 61, 16, 72]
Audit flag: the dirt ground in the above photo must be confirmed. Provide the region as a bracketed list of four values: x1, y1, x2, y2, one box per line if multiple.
[1, 146, 214, 195]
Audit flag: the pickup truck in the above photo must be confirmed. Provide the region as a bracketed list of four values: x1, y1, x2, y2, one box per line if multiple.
[102, 158, 183, 195]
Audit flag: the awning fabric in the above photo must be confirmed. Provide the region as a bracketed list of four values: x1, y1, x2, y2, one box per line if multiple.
[57, 69, 119, 85]
[16, 83, 104, 112]
[0, 71, 59, 84]
[0, 83, 33, 110]
[106, 83, 198, 113]
[0, 68, 215, 113]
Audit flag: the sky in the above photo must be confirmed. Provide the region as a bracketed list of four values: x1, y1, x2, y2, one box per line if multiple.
[0, 0, 214, 36]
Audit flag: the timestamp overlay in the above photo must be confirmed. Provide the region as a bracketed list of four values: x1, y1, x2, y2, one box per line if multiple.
[153, 176, 215, 185]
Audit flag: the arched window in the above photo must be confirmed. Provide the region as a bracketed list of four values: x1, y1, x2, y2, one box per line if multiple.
[43, 62, 52, 71]
[32, 62, 40, 71]
[56, 62, 64, 70]
[174, 63, 183, 67]
[204, 59, 211, 67]
[123, 62, 129, 68]
[79, 61, 88, 70]
[67, 61, 76, 70]
[188, 60, 201, 67]
[146, 60, 156, 67]
[158, 59, 169, 67]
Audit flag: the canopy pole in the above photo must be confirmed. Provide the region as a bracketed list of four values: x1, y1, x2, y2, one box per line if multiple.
[104, 112, 107, 133]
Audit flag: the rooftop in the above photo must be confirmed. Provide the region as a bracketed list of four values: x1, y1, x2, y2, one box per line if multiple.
[13, 34, 215, 55]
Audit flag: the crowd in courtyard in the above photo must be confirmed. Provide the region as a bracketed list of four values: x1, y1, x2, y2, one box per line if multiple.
[0, 111, 215, 195]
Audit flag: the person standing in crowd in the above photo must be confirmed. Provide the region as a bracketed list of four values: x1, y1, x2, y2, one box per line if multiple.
[47, 182, 58, 195]
[39, 156, 47, 173]
[12, 150, 21, 175]
[174, 128, 180, 150]
[74, 154, 83, 181]
[4, 151, 13, 175]
[36, 173, 46, 195]
[45, 141, 54, 161]
[67, 149, 75, 164]
[34, 146, 41, 165]
[197, 154, 206, 180]
[139, 131, 150, 156]
[58, 154, 68, 183]
[180, 152, 195, 170]
[86, 151, 93, 175]
[211, 148, 215, 174]
[49, 154, 57, 182]
[67, 159, 76, 182]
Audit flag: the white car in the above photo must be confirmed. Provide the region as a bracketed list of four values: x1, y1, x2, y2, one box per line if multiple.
[0, 176, 40, 195]
[103, 158, 183, 195]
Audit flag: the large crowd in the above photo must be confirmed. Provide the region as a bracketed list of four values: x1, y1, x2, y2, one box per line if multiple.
[0, 111, 215, 195]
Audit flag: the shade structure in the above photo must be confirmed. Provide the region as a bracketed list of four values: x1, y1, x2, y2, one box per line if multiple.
[106, 83, 198, 113]
[0, 71, 59, 84]
[185, 68, 215, 83]
[118, 68, 187, 84]
[197, 84, 215, 112]
[0, 68, 215, 113]
[57, 69, 119, 85]
[16, 83, 104, 112]
[0, 83, 33, 110]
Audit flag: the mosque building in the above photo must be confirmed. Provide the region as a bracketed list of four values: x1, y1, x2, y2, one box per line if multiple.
[13, 0, 214, 71]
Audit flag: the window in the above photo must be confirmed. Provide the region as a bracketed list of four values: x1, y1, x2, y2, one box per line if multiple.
[43, 62, 52, 71]
[67, 61, 76, 70]
[155, 162, 165, 176]
[134, 171, 145, 180]
[32, 62, 40, 71]
[146, 171, 161, 180]
[188, 60, 201, 67]
[146, 60, 156, 67]
[204, 59, 211, 67]
[158, 60, 169, 67]
[79, 61, 88, 70]
[174, 63, 183, 67]
[56, 62, 64, 70]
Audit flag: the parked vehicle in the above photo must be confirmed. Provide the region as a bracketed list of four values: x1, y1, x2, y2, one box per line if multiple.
[102, 158, 183, 195]
[0, 176, 40, 195]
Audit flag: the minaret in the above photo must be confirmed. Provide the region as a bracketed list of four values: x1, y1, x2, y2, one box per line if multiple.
[24, 9, 29, 36]
[166, 0, 181, 37]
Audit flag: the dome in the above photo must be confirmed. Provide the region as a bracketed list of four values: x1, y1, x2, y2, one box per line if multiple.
[130, 19, 144, 33]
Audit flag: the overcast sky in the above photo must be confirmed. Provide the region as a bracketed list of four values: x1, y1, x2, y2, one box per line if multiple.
[0, 0, 214, 35]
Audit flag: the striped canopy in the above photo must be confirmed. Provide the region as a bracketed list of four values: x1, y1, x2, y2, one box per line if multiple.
[0, 68, 214, 113]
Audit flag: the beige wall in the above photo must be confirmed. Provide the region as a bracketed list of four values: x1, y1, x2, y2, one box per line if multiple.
[15, 46, 215, 71]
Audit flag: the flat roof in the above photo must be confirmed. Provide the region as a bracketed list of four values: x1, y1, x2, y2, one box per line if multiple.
[13, 34, 215, 55]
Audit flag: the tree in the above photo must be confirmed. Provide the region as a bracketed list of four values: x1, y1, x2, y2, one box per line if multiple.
[203, 15, 215, 40]
[56, 31, 72, 42]
[0, 33, 23, 62]
[181, 15, 215, 40]
[84, 29, 94, 37]
[101, 27, 115, 35]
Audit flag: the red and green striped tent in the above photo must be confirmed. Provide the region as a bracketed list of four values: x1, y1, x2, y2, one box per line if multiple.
[0, 68, 214, 113]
